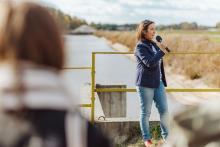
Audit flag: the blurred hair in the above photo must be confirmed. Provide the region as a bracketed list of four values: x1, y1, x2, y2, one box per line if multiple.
[0, 2, 64, 70]
[136, 19, 154, 42]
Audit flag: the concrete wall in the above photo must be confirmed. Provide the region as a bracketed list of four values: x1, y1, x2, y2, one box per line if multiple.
[96, 84, 126, 118]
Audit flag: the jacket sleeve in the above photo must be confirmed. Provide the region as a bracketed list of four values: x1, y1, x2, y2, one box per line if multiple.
[136, 44, 165, 68]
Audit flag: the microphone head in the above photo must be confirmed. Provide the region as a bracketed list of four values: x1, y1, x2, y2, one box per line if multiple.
[156, 35, 162, 43]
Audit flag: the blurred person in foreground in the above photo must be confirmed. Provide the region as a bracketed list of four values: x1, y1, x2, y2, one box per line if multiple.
[163, 100, 220, 147]
[0, 2, 110, 147]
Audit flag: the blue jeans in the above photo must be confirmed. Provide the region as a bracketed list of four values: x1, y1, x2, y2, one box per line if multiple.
[136, 81, 169, 141]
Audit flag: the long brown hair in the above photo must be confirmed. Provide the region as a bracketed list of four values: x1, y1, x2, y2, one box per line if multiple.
[0, 2, 65, 112]
[136, 19, 154, 42]
[0, 2, 64, 70]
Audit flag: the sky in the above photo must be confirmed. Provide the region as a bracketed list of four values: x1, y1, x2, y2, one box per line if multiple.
[40, 0, 220, 26]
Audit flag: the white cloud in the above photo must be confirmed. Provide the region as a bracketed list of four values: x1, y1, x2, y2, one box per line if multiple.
[42, 0, 220, 26]
[118, 0, 155, 6]
[164, 0, 220, 11]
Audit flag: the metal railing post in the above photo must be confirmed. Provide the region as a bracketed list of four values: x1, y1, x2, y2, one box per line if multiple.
[91, 52, 96, 123]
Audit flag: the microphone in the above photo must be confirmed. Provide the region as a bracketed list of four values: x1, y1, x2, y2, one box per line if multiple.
[156, 35, 171, 53]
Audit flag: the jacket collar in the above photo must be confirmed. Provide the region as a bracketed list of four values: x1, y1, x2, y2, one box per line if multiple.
[141, 39, 152, 45]
[140, 39, 156, 54]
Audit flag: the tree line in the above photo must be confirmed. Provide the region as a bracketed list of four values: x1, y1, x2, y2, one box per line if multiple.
[91, 22, 220, 31]
[47, 7, 220, 31]
[47, 7, 87, 30]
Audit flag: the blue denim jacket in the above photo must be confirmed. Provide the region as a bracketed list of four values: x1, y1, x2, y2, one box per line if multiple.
[135, 39, 167, 88]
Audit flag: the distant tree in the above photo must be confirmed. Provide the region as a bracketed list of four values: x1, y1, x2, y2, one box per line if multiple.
[180, 22, 198, 30]
[47, 7, 87, 30]
[157, 22, 200, 30]
[90, 23, 137, 31]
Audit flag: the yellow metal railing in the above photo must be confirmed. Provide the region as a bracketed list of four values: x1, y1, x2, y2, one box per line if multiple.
[95, 88, 220, 93]
[63, 67, 91, 70]
[91, 53, 96, 123]
[90, 51, 220, 123]
[63, 67, 93, 109]
[63, 51, 220, 123]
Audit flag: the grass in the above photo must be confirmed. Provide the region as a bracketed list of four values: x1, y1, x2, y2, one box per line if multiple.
[95, 30, 136, 51]
[209, 37, 220, 43]
[115, 122, 163, 147]
[158, 29, 220, 35]
[95, 30, 220, 88]
[157, 30, 220, 43]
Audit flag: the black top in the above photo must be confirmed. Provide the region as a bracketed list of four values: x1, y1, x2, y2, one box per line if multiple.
[0, 109, 111, 147]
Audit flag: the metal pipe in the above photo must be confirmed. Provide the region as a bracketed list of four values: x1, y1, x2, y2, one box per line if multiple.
[95, 88, 220, 92]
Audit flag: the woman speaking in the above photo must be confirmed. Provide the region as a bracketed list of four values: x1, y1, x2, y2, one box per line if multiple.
[135, 20, 169, 147]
